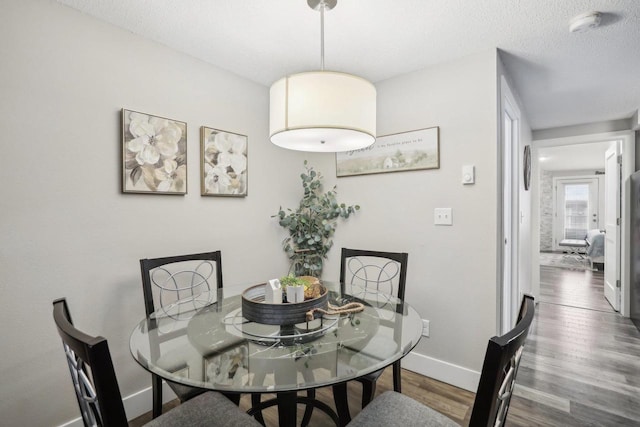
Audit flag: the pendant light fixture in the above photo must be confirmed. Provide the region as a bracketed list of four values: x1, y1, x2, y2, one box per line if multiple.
[269, 0, 376, 152]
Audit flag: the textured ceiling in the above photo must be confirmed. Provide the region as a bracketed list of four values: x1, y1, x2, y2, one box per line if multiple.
[57, 0, 640, 130]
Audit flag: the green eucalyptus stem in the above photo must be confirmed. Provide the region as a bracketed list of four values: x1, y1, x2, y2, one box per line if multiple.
[273, 161, 360, 277]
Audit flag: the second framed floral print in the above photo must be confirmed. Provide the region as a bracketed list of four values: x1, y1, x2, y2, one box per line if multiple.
[200, 127, 248, 197]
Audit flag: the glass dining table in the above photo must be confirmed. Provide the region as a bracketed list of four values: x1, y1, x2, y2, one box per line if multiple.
[129, 281, 423, 426]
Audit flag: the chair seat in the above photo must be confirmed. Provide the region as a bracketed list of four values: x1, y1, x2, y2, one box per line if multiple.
[347, 391, 459, 427]
[145, 391, 260, 427]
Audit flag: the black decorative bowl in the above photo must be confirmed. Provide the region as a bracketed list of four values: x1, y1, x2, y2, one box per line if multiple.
[241, 283, 328, 325]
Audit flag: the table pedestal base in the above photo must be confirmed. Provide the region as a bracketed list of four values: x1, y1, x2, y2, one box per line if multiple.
[247, 390, 346, 427]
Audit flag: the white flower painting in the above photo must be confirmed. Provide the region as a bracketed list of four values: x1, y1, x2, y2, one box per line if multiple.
[201, 127, 248, 197]
[122, 109, 187, 194]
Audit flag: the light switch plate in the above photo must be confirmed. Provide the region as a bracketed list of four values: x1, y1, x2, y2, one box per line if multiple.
[434, 208, 453, 225]
[462, 165, 475, 184]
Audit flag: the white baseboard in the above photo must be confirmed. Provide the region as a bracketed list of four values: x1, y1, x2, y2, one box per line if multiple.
[402, 351, 481, 393]
[58, 382, 177, 427]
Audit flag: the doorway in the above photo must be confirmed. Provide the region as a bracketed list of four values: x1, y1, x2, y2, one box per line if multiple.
[533, 131, 635, 316]
[538, 143, 611, 312]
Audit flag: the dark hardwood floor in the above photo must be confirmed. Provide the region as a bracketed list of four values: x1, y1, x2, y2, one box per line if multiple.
[131, 266, 640, 426]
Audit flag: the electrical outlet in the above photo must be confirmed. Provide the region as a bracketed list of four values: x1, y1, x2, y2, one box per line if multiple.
[422, 319, 430, 337]
[434, 208, 452, 225]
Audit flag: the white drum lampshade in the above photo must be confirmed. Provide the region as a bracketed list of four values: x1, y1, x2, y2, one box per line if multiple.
[269, 71, 376, 152]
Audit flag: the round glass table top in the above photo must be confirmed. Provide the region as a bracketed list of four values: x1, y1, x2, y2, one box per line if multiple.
[130, 281, 422, 393]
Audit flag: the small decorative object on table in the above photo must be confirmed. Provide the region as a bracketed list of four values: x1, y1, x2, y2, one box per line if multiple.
[242, 277, 328, 325]
[241, 276, 366, 326]
[265, 279, 282, 304]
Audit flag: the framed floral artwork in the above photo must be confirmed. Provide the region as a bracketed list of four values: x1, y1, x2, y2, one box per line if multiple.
[200, 127, 248, 197]
[121, 109, 187, 194]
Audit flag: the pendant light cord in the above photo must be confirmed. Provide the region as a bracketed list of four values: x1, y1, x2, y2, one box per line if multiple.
[320, 1, 325, 71]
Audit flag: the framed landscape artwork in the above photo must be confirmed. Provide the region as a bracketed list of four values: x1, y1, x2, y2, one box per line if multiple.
[200, 126, 248, 197]
[121, 109, 187, 194]
[336, 127, 439, 177]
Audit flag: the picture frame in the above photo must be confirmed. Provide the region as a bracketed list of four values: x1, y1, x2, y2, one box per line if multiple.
[121, 109, 187, 194]
[336, 127, 439, 177]
[200, 127, 248, 197]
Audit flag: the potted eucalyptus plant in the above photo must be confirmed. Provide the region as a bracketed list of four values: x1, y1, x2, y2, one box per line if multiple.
[274, 161, 359, 277]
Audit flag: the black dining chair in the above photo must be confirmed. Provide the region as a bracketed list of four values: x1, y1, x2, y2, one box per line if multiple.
[140, 251, 225, 418]
[52, 298, 261, 427]
[332, 248, 409, 414]
[346, 294, 536, 427]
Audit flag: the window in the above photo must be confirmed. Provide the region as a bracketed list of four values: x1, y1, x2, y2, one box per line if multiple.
[563, 184, 589, 239]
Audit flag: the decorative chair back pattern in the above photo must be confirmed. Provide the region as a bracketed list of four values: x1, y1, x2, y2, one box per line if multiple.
[140, 251, 223, 320]
[340, 249, 408, 315]
[469, 294, 535, 427]
[149, 260, 216, 318]
[345, 257, 401, 295]
[64, 344, 101, 426]
[53, 298, 128, 427]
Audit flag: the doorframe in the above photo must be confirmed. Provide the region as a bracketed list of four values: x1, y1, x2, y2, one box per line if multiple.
[499, 76, 521, 334]
[532, 130, 635, 317]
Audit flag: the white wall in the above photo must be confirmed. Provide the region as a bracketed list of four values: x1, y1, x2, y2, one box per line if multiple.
[0, 1, 313, 425]
[323, 50, 500, 382]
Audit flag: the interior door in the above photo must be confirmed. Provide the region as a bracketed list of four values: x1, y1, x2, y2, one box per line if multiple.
[604, 144, 621, 311]
[553, 178, 599, 249]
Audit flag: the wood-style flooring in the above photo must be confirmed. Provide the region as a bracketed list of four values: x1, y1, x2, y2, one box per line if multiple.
[131, 266, 640, 426]
[538, 263, 614, 313]
[509, 266, 640, 426]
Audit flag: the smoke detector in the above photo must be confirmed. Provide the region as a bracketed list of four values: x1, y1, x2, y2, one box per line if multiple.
[569, 11, 602, 33]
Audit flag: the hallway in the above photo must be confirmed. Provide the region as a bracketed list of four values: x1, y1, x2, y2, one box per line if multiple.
[538, 261, 614, 313]
[508, 266, 640, 425]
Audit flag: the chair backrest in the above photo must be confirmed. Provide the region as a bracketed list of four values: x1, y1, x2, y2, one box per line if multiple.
[52, 298, 128, 427]
[340, 248, 408, 301]
[140, 251, 223, 318]
[468, 294, 535, 427]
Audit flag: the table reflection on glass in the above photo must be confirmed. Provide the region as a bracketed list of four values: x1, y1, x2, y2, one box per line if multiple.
[130, 281, 422, 426]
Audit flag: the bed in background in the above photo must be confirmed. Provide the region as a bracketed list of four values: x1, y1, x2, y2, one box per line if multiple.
[586, 229, 605, 270]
